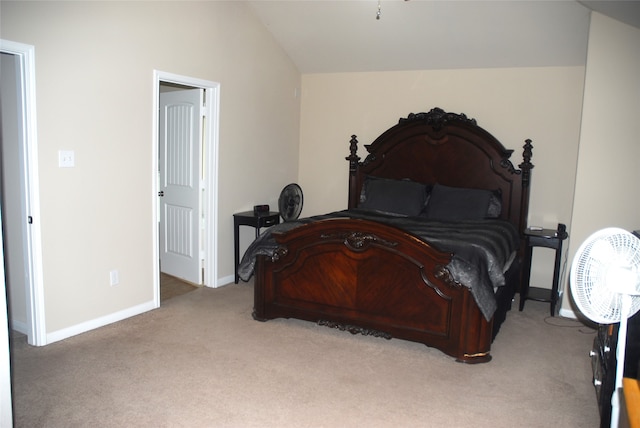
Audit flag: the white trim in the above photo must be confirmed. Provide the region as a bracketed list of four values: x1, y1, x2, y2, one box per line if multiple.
[46, 300, 156, 344]
[217, 274, 234, 287]
[559, 307, 578, 319]
[0, 39, 46, 346]
[152, 70, 220, 293]
[205, 84, 220, 288]
[0, 200, 13, 426]
[9, 319, 28, 336]
[152, 72, 161, 307]
[558, 290, 578, 319]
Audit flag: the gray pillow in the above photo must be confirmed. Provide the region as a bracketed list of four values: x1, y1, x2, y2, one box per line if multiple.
[424, 184, 498, 220]
[359, 176, 428, 217]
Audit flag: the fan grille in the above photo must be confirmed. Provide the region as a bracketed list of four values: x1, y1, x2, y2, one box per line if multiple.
[570, 228, 640, 324]
[278, 183, 303, 221]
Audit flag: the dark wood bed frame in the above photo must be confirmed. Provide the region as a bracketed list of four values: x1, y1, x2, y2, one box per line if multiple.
[253, 108, 533, 363]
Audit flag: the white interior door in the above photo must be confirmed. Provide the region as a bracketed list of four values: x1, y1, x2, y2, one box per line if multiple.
[159, 88, 203, 285]
[0, 40, 45, 346]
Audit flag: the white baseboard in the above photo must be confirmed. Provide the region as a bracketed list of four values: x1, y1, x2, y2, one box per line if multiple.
[46, 300, 156, 345]
[559, 307, 578, 319]
[10, 319, 28, 335]
[215, 274, 235, 287]
[42, 275, 241, 345]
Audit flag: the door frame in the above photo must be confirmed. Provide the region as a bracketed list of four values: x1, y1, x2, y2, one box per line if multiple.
[0, 39, 46, 346]
[152, 70, 220, 305]
[0, 203, 13, 426]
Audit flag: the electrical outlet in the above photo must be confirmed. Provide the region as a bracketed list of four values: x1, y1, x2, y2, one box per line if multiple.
[58, 150, 75, 168]
[109, 270, 119, 286]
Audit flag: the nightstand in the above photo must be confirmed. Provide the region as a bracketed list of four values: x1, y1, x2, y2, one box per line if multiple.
[234, 210, 280, 284]
[519, 223, 568, 316]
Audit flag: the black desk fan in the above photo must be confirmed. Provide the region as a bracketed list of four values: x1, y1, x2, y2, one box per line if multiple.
[278, 183, 303, 221]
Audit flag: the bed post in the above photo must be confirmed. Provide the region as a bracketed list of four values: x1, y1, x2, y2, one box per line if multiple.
[346, 135, 361, 209]
[518, 139, 534, 236]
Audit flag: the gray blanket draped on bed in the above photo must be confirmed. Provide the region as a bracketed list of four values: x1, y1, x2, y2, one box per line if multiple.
[237, 209, 519, 321]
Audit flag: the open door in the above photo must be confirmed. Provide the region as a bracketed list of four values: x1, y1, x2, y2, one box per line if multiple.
[158, 88, 204, 285]
[0, 39, 45, 346]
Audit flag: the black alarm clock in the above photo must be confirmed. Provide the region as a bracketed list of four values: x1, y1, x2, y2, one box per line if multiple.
[253, 204, 270, 215]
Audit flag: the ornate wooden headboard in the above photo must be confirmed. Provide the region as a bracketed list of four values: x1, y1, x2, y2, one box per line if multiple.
[346, 107, 533, 236]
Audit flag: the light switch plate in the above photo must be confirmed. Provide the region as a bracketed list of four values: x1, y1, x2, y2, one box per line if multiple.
[58, 150, 75, 168]
[109, 270, 119, 286]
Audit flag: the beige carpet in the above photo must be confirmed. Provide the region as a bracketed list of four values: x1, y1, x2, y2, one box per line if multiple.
[160, 272, 199, 302]
[10, 281, 600, 427]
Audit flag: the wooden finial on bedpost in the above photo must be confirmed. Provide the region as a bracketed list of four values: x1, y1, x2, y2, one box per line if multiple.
[346, 135, 361, 209]
[518, 139, 534, 252]
[519, 139, 534, 188]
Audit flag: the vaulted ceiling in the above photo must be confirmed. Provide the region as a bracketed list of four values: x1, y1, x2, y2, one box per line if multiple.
[247, 0, 640, 73]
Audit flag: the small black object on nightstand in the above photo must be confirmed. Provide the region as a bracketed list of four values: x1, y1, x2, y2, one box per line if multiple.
[519, 223, 568, 316]
[233, 210, 280, 284]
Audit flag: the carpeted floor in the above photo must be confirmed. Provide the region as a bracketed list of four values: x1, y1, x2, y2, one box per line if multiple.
[160, 272, 199, 302]
[9, 281, 601, 427]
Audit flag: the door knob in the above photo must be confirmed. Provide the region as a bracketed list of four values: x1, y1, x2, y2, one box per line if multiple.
[158, 191, 164, 197]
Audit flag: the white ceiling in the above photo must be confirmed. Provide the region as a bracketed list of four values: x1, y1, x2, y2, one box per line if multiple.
[247, 0, 640, 73]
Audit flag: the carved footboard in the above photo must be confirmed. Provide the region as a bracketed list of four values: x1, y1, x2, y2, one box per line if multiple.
[253, 218, 494, 363]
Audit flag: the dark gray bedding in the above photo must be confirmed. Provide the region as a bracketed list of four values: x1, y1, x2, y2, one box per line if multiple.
[238, 209, 519, 320]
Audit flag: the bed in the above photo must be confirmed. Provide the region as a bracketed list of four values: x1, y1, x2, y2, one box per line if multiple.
[239, 107, 533, 363]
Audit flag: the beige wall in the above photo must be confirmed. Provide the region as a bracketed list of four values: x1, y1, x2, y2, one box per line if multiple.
[564, 13, 640, 316]
[0, 1, 301, 336]
[299, 66, 585, 290]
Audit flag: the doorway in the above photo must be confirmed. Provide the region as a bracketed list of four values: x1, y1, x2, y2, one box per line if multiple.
[152, 71, 220, 306]
[0, 40, 45, 346]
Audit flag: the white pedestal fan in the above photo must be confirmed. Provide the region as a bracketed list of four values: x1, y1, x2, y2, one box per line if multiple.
[570, 228, 640, 428]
